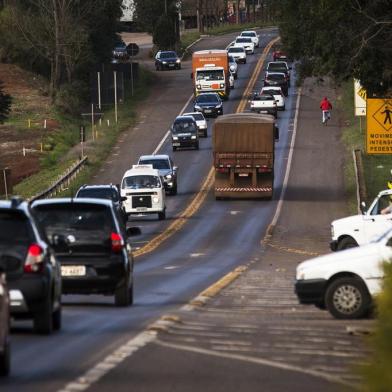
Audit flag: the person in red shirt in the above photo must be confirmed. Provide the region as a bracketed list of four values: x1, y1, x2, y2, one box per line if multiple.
[320, 97, 332, 125]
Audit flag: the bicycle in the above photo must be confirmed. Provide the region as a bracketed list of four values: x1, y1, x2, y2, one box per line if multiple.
[322, 110, 331, 126]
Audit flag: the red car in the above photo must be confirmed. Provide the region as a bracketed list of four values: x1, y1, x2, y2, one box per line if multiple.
[272, 50, 288, 62]
[0, 270, 10, 376]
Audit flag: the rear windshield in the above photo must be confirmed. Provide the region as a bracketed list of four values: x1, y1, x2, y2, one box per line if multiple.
[236, 37, 252, 43]
[139, 159, 170, 170]
[229, 47, 244, 53]
[33, 204, 114, 236]
[262, 88, 282, 96]
[77, 188, 119, 201]
[253, 95, 275, 101]
[122, 175, 161, 189]
[0, 209, 32, 243]
[241, 32, 255, 37]
[268, 63, 287, 71]
[172, 120, 197, 133]
[267, 74, 285, 81]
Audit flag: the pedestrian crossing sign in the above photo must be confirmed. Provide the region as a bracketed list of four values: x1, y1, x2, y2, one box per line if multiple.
[366, 98, 392, 154]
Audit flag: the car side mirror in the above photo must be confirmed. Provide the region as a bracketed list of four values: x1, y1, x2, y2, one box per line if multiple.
[126, 226, 141, 237]
[173, 166, 178, 172]
[121, 196, 127, 202]
[360, 201, 367, 215]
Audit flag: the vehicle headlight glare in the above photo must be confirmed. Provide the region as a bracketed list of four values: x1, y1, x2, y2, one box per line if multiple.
[191, 135, 196, 139]
[176, 59, 181, 63]
[173, 136, 178, 140]
[165, 174, 172, 179]
[153, 196, 159, 203]
[195, 104, 201, 110]
[220, 83, 224, 88]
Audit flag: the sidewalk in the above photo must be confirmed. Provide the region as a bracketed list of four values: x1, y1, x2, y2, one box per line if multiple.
[142, 77, 373, 391]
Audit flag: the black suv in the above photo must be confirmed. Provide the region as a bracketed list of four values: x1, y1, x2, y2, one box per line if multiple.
[75, 184, 126, 222]
[0, 198, 62, 334]
[138, 154, 178, 195]
[171, 115, 199, 151]
[264, 72, 289, 96]
[155, 50, 181, 70]
[32, 198, 134, 306]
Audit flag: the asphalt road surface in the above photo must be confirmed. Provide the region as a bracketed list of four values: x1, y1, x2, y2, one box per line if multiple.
[1, 28, 371, 392]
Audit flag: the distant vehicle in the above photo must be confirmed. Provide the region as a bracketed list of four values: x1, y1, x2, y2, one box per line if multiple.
[266, 61, 291, 84]
[112, 40, 129, 61]
[330, 189, 392, 251]
[155, 50, 181, 71]
[264, 72, 289, 96]
[183, 111, 208, 137]
[228, 55, 238, 79]
[227, 46, 246, 64]
[194, 92, 223, 117]
[272, 50, 288, 62]
[295, 227, 392, 319]
[32, 198, 135, 306]
[213, 113, 277, 200]
[75, 184, 126, 222]
[0, 198, 62, 334]
[239, 30, 259, 48]
[121, 165, 166, 220]
[138, 154, 178, 195]
[260, 86, 285, 110]
[249, 93, 277, 118]
[171, 115, 199, 150]
[0, 270, 10, 376]
[234, 37, 255, 54]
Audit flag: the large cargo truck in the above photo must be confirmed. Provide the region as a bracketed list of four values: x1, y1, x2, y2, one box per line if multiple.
[213, 113, 276, 199]
[192, 50, 230, 100]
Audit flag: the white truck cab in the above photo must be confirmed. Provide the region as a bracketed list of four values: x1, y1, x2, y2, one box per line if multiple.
[330, 189, 392, 251]
[121, 165, 166, 220]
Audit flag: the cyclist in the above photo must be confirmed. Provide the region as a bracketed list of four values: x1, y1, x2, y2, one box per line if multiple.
[320, 97, 332, 125]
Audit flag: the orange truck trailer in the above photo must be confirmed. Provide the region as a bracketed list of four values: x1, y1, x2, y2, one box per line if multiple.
[213, 113, 277, 200]
[192, 50, 230, 99]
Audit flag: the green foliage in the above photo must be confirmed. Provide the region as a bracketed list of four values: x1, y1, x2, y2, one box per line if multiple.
[277, 0, 392, 96]
[362, 262, 392, 391]
[0, 80, 11, 123]
[55, 81, 90, 116]
[153, 15, 177, 50]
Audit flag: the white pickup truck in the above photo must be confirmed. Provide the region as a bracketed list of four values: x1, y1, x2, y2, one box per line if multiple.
[330, 189, 392, 251]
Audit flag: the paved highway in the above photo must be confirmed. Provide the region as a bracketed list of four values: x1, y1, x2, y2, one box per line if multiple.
[2, 28, 307, 391]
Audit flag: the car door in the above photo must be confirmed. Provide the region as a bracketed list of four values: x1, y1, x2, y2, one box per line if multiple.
[364, 195, 392, 242]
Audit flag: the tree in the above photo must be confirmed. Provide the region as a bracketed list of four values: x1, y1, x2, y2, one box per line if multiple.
[0, 80, 12, 123]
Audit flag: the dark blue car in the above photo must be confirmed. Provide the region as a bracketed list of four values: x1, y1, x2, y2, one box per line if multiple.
[155, 51, 181, 71]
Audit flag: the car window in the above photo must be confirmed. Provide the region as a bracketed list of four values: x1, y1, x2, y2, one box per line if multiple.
[196, 94, 218, 103]
[172, 120, 197, 133]
[139, 159, 170, 170]
[0, 209, 33, 243]
[160, 52, 176, 59]
[196, 69, 224, 81]
[262, 89, 282, 96]
[77, 188, 119, 201]
[241, 32, 255, 37]
[267, 74, 285, 81]
[229, 47, 244, 53]
[236, 38, 251, 43]
[268, 64, 287, 72]
[122, 175, 161, 189]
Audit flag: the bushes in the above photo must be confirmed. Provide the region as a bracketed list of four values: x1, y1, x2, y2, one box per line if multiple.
[55, 81, 90, 116]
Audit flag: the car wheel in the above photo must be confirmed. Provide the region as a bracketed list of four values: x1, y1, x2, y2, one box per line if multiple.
[52, 305, 62, 331]
[115, 274, 132, 307]
[204, 129, 207, 138]
[325, 277, 371, 319]
[0, 337, 10, 377]
[337, 237, 358, 251]
[158, 210, 166, 220]
[195, 142, 199, 150]
[34, 297, 53, 334]
[171, 185, 178, 196]
[244, 59, 247, 64]
[234, 74, 238, 79]
[172, 146, 177, 152]
[282, 105, 286, 111]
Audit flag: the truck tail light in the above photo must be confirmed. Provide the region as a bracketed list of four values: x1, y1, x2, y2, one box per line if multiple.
[111, 232, 124, 253]
[258, 166, 272, 173]
[24, 244, 45, 273]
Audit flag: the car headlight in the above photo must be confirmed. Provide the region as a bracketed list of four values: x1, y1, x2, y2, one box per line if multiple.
[176, 59, 181, 63]
[165, 174, 172, 180]
[162, 61, 167, 64]
[216, 104, 222, 108]
[197, 84, 201, 90]
[172, 136, 178, 140]
[297, 269, 306, 280]
[194, 104, 201, 110]
[220, 83, 224, 88]
[191, 135, 196, 139]
[152, 196, 159, 203]
[230, 65, 235, 72]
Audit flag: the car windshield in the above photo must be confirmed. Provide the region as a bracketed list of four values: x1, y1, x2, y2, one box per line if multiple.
[229, 47, 244, 53]
[0, 210, 32, 243]
[139, 159, 170, 170]
[236, 38, 251, 43]
[77, 188, 119, 201]
[33, 204, 114, 235]
[196, 94, 219, 104]
[172, 120, 197, 133]
[196, 69, 224, 81]
[122, 175, 161, 189]
[241, 32, 255, 37]
[160, 52, 176, 59]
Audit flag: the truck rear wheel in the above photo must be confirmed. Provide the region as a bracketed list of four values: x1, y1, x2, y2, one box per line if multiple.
[337, 237, 358, 251]
[158, 210, 166, 220]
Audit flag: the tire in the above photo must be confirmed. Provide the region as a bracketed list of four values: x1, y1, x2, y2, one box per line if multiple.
[172, 146, 177, 152]
[195, 142, 199, 150]
[244, 59, 247, 64]
[171, 184, 178, 195]
[115, 274, 132, 307]
[158, 209, 166, 220]
[34, 297, 53, 334]
[325, 277, 371, 319]
[234, 74, 238, 80]
[337, 237, 358, 251]
[282, 105, 286, 111]
[204, 129, 207, 138]
[52, 305, 62, 331]
[0, 337, 10, 377]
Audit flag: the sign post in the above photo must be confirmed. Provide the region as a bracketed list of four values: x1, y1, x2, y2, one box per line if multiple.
[354, 79, 366, 116]
[366, 98, 392, 154]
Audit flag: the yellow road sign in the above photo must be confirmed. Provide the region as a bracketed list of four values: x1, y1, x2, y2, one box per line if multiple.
[366, 98, 392, 154]
[354, 79, 366, 116]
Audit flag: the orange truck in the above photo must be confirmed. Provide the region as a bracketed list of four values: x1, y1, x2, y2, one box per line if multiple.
[213, 113, 278, 200]
[192, 50, 230, 99]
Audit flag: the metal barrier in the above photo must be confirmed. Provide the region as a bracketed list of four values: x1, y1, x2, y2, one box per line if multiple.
[29, 156, 88, 202]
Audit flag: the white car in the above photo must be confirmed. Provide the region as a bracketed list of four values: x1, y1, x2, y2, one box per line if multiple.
[240, 30, 259, 47]
[183, 111, 208, 137]
[227, 46, 246, 64]
[234, 37, 255, 54]
[295, 227, 392, 319]
[260, 86, 285, 110]
[330, 189, 392, 251]
[228, 55, 238, 79]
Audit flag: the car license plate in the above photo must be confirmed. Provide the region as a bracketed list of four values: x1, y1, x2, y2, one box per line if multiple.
[239, 173, 249, 177]
[61, 266, 86, 277]
[136, 207, 147, 212]
[204, 109, 212, 113]
[169, 63, 174, 67]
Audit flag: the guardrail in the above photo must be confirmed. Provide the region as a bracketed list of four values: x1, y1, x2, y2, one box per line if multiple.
[29, 156, 88, 202]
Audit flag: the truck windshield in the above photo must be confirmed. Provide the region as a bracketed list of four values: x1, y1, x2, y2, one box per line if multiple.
[172, 121, 197, 134]
[196, 69, 224, 81]
[122, 175, 161, 189]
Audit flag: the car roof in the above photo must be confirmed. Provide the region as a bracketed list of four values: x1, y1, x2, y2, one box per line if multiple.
[183, 112, 205, 117]
[262, 86, 283, 91]
[32, 197, 113, 208]
[174, 115, 197, 121]
[139, 154, 170, 161]
[78, 184, 118, 190]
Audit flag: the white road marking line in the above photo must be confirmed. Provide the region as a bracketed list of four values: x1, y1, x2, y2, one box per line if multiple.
[154, 339, 359, 389]
[164, 265, 180, 270]
[229, 210, 241, 215]
[190, 253, 205, 257]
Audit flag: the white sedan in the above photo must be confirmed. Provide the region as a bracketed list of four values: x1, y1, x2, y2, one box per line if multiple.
[227, 46, 246, 64]
[234, 37, 255, 54]
[260, 87, 285, 110]
[295, 227, 392, 319]
[240, 30, 259, 48]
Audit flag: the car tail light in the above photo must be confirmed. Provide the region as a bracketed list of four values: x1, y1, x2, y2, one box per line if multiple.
[111, 232, 124, 253]
[24, 244, 45, 273]
[258, 166, 272, 173]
